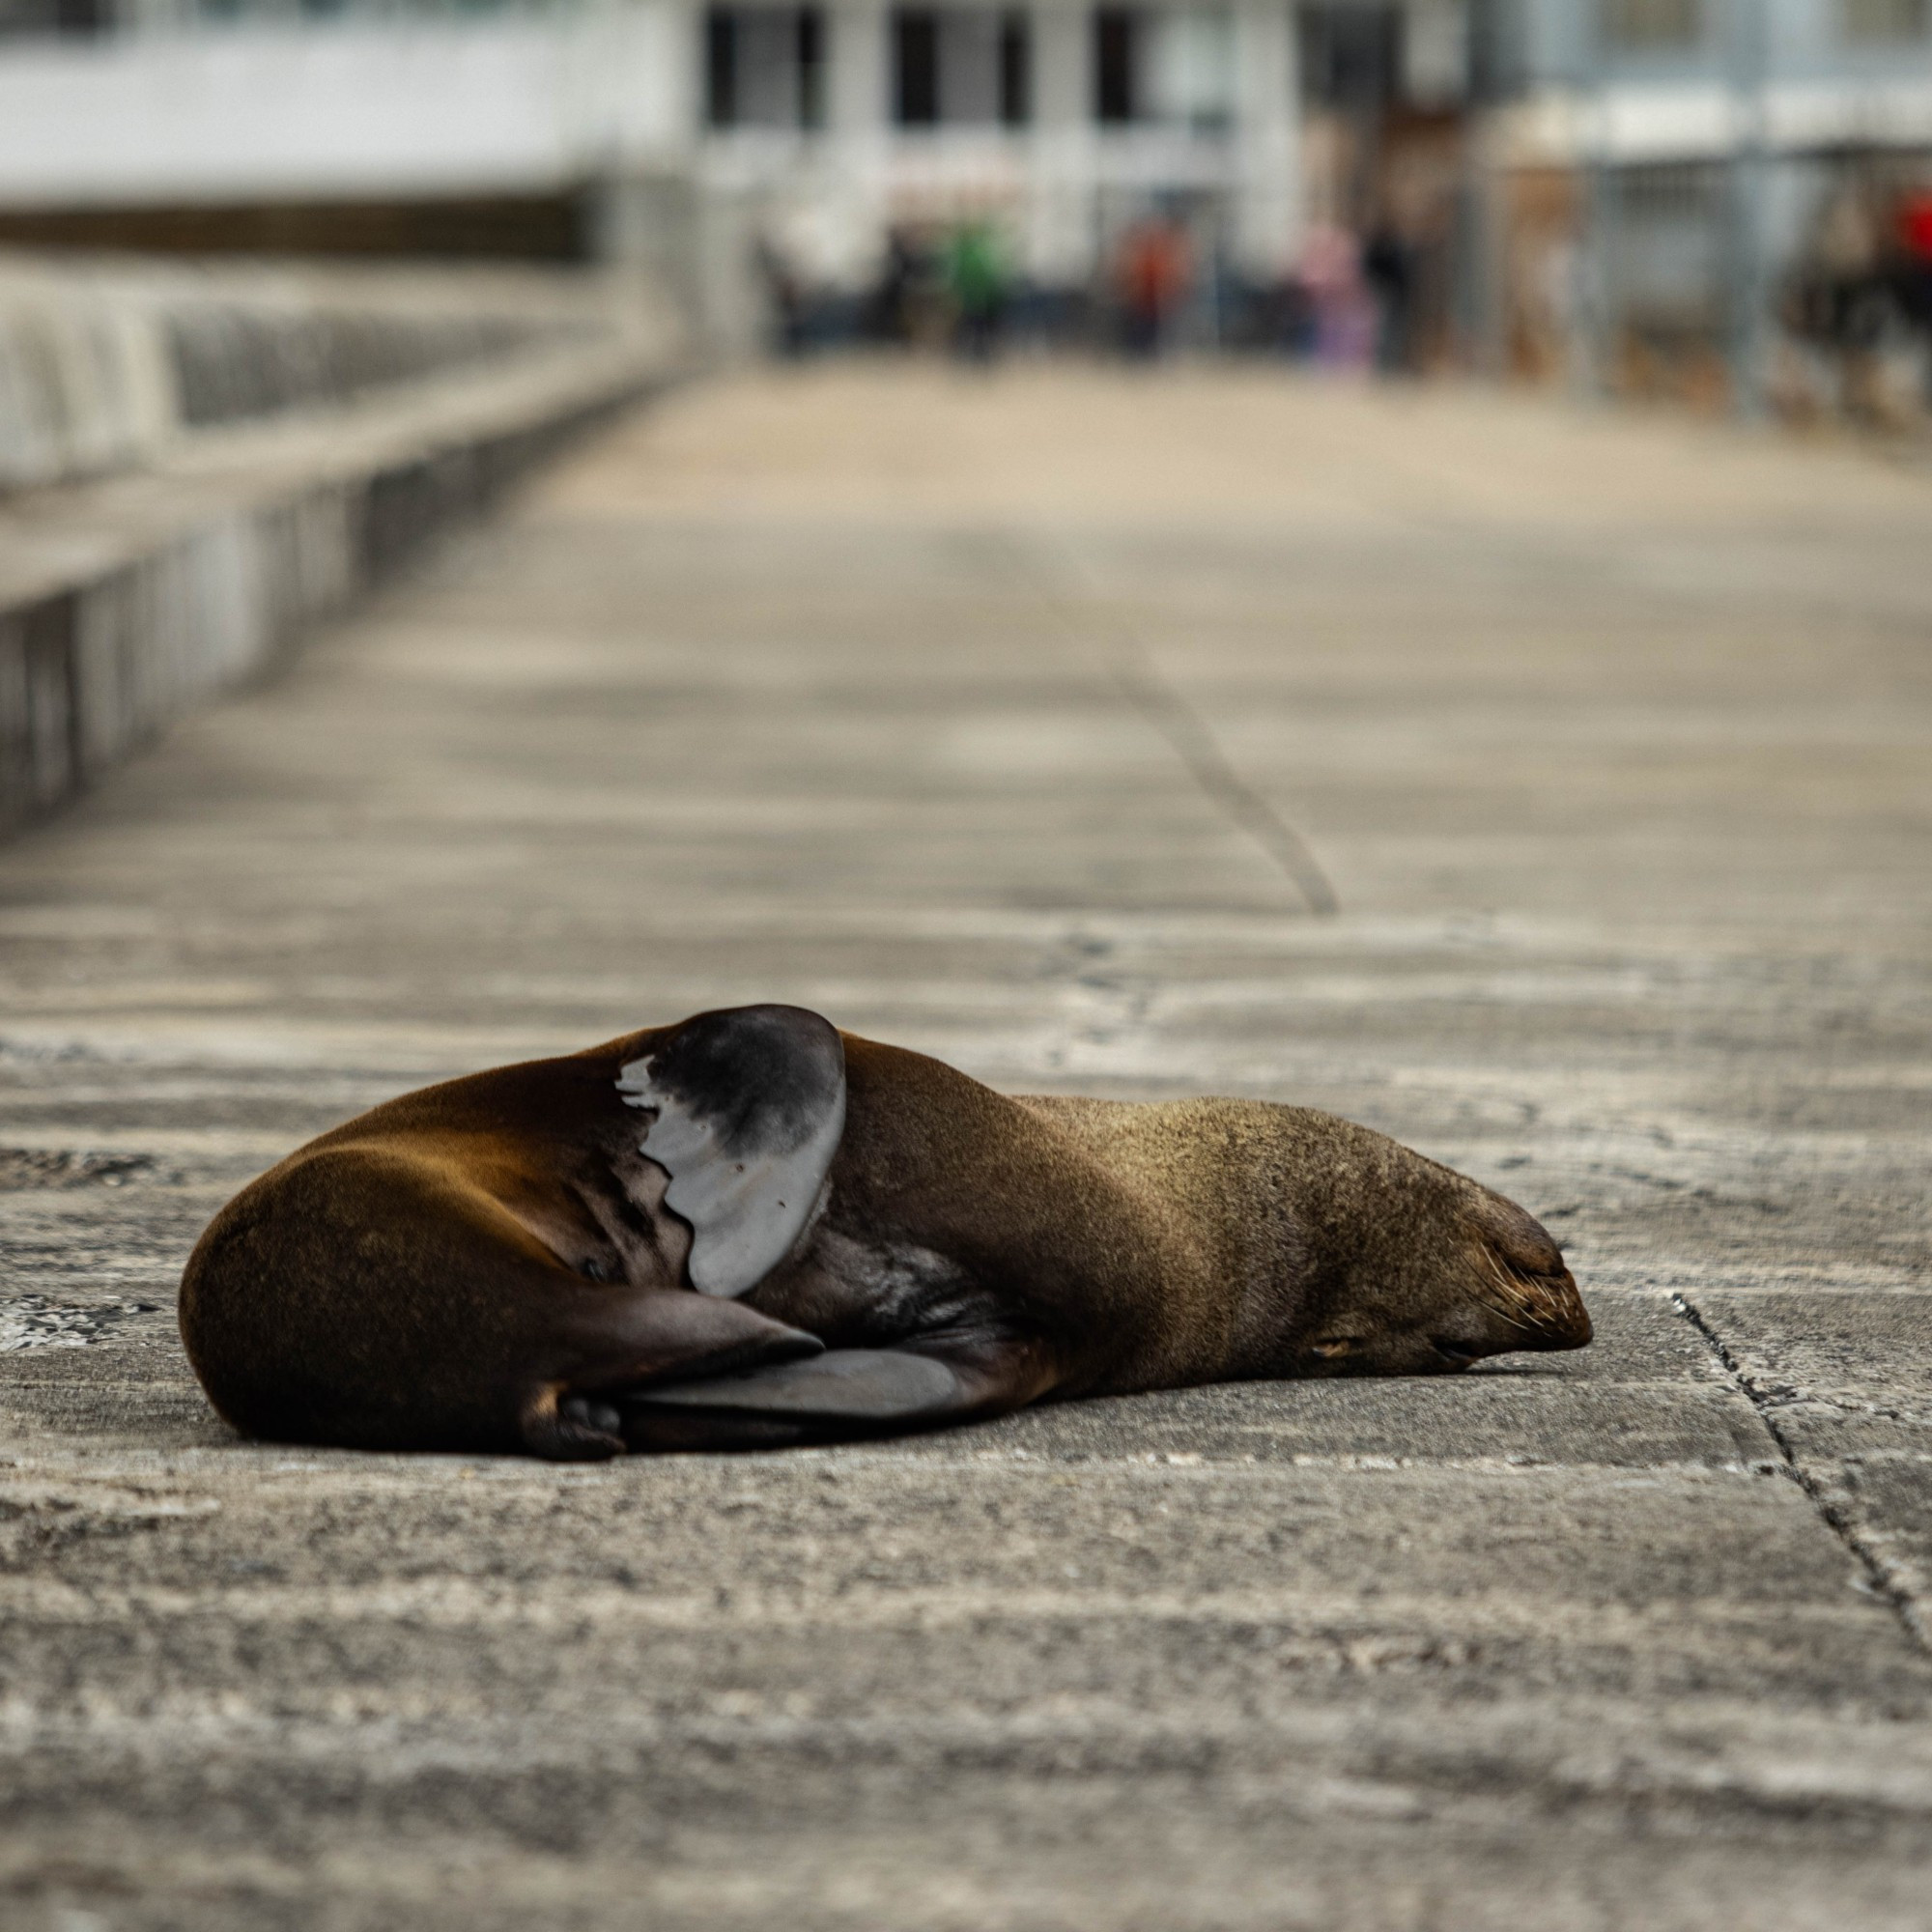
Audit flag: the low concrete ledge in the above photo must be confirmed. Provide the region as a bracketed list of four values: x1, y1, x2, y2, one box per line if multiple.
[0, 255, 621, 493]
[0, 315, 680, 836]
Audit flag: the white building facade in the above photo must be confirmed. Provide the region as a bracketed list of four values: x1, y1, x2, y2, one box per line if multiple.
[0, 0, 1348, 341]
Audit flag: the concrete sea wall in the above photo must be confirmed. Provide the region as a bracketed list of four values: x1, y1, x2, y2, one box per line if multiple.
[0, 257, 681, 836]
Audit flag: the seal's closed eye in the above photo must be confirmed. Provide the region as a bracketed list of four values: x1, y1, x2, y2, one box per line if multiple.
[1307, 1336, 1363, 1361]
[616, 1005, 846, 1298]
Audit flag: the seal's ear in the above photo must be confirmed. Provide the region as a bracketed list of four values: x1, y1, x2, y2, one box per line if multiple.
[616, 1005, 846, 1297]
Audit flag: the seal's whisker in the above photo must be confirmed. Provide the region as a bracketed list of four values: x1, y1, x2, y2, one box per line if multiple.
[1477, 1250, 1564, 1334]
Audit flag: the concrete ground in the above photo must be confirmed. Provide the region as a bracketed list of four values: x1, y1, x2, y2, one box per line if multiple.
[2, 363, 1929, 1930]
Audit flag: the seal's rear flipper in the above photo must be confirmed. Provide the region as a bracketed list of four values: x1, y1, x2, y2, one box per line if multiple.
[636, 1348, 960, 1417]
[523, 1288, 825, 1461]
[616, 1342, 1048, 1451]
[615, 1005, 846, 1298]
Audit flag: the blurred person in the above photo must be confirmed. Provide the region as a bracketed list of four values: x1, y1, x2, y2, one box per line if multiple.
[942, 216, 1009, 362]
[755, 231, 809, 358]
[1115, 212, 1192, 358]
[1896, 186, 1932, 312]
[1298, 223, 1377, 372]
[1786, 186, 1899, 424]
[867, 225, 928, 347]
[1362, 212, 1417, 375]
[1892, 185, 1932, 405]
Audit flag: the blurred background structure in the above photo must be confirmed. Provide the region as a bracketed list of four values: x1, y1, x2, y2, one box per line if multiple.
[0, 0, 1926, 413]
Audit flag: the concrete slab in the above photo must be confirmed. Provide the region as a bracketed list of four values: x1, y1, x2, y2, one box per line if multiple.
[1, 363, 1929, 1926]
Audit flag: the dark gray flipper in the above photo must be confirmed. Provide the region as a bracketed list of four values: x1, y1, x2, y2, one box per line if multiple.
[617, 1337, 1058, 1451]
[631, 1348, 962, 1419]
[615, 1005, 845, 1298]
[522, 1286, 825, 1460]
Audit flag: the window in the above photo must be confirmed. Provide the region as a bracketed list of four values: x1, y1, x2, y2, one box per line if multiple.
[1601, 0, 1702, 51]
[1094, 7, 1234, 129]
[704, 8, 826, 131]
[1094, 8, 1143, 123]
[895, 11, 941, 123]
[1842, 0, 1929, 42]
[999, 12, 1030, 124]
[1298, 2, 1402, 108]
[1153, 9, 1233, 130]
[893, 10, 1030, 128]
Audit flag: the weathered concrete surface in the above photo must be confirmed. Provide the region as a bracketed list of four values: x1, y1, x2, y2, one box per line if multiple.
[1, 364, 1929, 1928]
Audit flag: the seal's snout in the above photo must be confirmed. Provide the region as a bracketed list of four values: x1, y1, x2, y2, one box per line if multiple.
[1474, 1245, 1591, 1353]
[1492, 1259, 1592, 1352]
[1464, 1192, 1591, 1356]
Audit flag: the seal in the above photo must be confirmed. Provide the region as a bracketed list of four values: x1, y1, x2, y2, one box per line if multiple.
[180, 1004, 1591, 1460]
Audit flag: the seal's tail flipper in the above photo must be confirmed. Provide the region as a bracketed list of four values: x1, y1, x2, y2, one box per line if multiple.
[616, 1341, 1048, 1451]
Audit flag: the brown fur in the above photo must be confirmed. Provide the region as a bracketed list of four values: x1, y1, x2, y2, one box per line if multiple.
[180, 1021, 1590, 1460]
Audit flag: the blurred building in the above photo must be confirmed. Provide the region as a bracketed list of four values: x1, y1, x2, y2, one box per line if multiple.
[1488, 0, 1932, 410]
[0, 0, 1475, 346]
[7, 0, 1922, 394]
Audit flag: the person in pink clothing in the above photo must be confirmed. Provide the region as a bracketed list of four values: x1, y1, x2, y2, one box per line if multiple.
[1298, 223, 1378, 371]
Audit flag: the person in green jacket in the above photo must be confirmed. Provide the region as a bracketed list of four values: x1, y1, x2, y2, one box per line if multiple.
[943, 216, 1009, 361]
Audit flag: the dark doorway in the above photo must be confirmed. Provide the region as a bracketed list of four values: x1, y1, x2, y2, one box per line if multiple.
[1094, 7, 1143, 125]
[895, 10, 941, 125]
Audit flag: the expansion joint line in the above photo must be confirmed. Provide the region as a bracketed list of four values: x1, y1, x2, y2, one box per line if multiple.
[1671, 1291, 1929, 1656]
[1107, 646, 1339, 917]
[1012, 534, 1339, 918]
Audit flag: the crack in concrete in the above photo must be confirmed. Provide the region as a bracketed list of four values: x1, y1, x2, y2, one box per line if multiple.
[1004, 532, 1338, 917]
[1105, 645, 1340, 918]
[1672, 1291, 1929, 1656]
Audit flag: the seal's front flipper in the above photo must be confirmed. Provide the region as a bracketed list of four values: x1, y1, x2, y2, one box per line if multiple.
[617, 1340, 1053, 1451]
[616, 1005, 845, 1298]
[522, 1286, 824, 1460]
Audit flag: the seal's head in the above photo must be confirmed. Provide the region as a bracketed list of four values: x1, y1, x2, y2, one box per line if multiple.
[1272, 1113, 1590, 1378]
